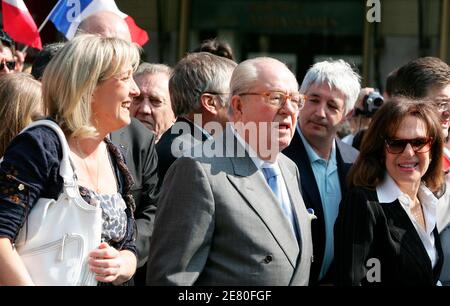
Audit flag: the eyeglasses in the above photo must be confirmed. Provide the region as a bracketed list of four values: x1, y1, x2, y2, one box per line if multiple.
[434, 99, 450, 112]
[239, 91, 305, 111]
[385, 137, 433, 154]
[0, 60, 15, 70]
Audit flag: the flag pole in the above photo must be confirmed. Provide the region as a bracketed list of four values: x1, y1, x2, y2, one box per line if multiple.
[20, 0, 63, 53]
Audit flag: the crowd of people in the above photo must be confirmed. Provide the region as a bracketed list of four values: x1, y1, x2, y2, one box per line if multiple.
[0, 10, 450, 286]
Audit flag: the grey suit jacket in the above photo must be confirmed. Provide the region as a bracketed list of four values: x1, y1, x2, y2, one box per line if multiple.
[147, 132, 313, 285]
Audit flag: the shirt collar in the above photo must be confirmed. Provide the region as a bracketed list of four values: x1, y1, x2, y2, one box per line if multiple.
[296, 124, 336, 164]
[418, 185, 439, 236]
[376, 174, 404, 203]
[377, 173, 438, 208]
[377, 173, 438, 241]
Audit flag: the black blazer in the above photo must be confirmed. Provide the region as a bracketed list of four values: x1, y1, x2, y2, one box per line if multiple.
[334, 186, 443, 286]
[156, 117, 210, 186]
[282, 130, 358, 285]
[111, 118, 159, 285]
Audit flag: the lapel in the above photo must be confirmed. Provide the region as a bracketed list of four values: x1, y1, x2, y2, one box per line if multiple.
[278, 158, 303, 244]
[287, 132, 324, 218]
[383, 201, 434, 278]
[284, 130, 325, 281]
[278, 156, 314, 285]
[335, 139, 358, 196]
[110, 127, 129, 158]
[225, 135, 300, 267]
[433, 227, 444, 283]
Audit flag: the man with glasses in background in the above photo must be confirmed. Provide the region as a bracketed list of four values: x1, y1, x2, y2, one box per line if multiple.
[283, 59, 361, 286]
[147, 57, 313, 285]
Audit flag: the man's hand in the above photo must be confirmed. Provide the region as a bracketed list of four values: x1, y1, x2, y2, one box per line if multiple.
[356, 87, 376, 111]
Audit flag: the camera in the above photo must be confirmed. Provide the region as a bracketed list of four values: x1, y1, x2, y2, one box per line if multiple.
[356, 91, 384, 117]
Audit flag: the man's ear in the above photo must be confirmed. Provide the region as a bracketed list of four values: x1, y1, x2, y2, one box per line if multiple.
[200, 93, 218, 115]
[230, 95, 243, 120]
[345, 108, 354, 120]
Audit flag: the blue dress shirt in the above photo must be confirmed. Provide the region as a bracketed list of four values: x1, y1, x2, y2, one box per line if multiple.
[298, 127, 341, 280]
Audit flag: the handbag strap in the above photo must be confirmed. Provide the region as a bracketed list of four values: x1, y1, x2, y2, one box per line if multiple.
[19, 120, 77, 192]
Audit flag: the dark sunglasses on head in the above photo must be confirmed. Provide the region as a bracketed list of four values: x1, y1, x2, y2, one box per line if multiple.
[385, 137, 433, 154]
[0, 60, 15, 70]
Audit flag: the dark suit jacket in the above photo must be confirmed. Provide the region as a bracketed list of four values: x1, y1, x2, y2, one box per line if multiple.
[282, 129, 358, 285]
[334, 186, 443, 286]
[156, 117, 209, 186]
[110, 118, 159, 285]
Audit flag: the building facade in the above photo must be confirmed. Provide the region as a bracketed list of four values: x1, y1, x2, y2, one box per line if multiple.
[3, 0, 450, 90]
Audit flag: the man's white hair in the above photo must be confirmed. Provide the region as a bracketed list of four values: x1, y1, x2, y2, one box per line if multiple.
[300, 59, 361, 115]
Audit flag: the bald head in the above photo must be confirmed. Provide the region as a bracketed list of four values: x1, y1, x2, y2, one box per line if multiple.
[230, 57, 298, 96]
[78, 11, 131, 42]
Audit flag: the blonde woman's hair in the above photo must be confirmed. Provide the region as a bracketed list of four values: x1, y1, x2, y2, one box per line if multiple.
[41, 34, 141, 138]
[0, 73, 42, 156]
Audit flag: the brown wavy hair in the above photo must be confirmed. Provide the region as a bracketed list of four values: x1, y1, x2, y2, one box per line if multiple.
[348, 97, 444, 192]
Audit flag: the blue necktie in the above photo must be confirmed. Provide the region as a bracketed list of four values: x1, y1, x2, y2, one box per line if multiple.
[262, 166, 296, 232]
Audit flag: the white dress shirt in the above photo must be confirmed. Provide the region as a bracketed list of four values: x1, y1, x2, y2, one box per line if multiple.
[376, 173, 439, 268]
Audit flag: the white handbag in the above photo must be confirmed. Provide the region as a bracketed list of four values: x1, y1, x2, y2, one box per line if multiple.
[14, 120, 102, 286]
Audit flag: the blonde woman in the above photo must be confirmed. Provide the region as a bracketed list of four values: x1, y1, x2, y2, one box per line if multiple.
[0, 35, 140, 285]
[0, 73, 42, 157]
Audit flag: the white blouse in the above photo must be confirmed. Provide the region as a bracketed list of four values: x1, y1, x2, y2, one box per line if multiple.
[376, 173, 439, 268]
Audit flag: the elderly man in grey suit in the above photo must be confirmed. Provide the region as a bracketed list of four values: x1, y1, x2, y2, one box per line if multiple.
[146, 57, 314, 285]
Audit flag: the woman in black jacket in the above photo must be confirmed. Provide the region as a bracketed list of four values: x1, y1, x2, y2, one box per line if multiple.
[334, 97, 445, 286]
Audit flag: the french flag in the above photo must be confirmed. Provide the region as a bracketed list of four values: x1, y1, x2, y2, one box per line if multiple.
[49, 0, 149, 46]
[2, 0, 42, 49]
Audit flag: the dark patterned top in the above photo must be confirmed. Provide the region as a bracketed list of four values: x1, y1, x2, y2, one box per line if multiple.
[79, 186, 127, 243]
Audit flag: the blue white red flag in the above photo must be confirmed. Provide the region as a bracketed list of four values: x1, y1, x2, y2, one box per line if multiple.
[49, 0, 149, 46]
